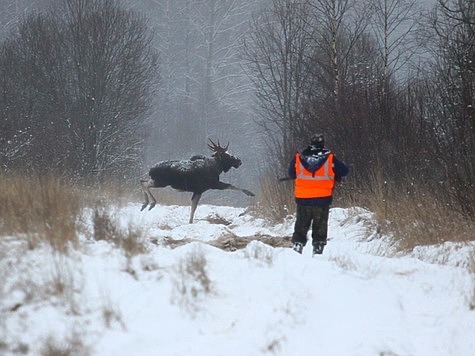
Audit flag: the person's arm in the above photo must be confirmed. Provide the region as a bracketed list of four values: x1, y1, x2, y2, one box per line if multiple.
[287, 156, 297, 179]
[333, 156, 349, 180]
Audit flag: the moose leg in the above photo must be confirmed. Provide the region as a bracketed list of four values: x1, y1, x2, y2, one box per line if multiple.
[214, 182, 255, 197]
[140, 179, 149, 210]
[141, 189, 149, 211]
[190, 192, 202, 223]
[140, 179, 157, 211]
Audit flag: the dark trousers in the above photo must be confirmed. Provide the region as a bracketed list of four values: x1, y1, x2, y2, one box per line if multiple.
[292, 205, 330, 246]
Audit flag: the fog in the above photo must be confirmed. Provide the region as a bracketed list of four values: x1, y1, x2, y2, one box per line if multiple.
[0, 0, 267, 203]
[132, 0, 268, 204]
[0, 0, 449, 207]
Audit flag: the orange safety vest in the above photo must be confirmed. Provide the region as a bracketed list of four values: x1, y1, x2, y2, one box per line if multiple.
[294, 153, 335, 198]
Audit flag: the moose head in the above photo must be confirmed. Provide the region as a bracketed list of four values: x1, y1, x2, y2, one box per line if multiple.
[207, 139, 242, 172]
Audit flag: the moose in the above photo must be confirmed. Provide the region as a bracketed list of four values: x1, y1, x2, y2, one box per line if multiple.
[140, 139, 255, 223]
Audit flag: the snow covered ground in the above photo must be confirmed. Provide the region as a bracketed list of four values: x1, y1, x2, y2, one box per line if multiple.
[1, 203, 474, 355]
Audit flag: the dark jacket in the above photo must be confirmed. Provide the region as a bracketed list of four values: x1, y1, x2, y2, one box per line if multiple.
[287, 145, 349, 206]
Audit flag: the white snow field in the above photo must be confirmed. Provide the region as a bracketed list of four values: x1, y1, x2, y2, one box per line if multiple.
[1, 203, 474, 355]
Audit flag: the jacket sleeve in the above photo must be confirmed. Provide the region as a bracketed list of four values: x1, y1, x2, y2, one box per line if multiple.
[288, 156, 297, 179]
[333, 156, 349, 178]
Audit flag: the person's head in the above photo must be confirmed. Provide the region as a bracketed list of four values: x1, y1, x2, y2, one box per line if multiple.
[310, 133, 324, 148]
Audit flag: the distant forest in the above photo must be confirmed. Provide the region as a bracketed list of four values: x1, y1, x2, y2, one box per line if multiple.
[0, 0, 473, 216]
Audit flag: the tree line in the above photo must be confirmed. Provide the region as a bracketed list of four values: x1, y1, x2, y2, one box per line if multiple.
[1, 0, 261, 190]
[244, 0, 474, 216]
[0, 0, 158, 182]
[0, 0, 473, 216]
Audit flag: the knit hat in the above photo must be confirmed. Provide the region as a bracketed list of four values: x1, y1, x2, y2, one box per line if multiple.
[311, 133, 324, 147]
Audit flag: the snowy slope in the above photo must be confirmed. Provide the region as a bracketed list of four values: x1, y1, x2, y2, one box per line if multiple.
[1, 204, 474, 355]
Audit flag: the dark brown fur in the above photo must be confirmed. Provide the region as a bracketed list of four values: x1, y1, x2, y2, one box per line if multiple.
[140, 140, 254, 223]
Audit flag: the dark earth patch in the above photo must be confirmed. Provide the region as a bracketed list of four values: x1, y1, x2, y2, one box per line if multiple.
[160, 232, 292, 252]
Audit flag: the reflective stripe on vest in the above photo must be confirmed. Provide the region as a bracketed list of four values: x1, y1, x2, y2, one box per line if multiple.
[294, 153, 335, 198]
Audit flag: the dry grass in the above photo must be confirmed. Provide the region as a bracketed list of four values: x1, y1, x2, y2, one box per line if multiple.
[471, 247, 475, 275]
[78, 177, 141, 207]
[344, 171, 474, 251]
[163, 233, 292, 251]
[0, 174, 82, 253]
[0, 172, 147, 257]
[242, 241, 274, 266]
[328, 254, 359, 272]
[171, 247, 213, 314]
[101, 295, 126, 330]
[252, 173, 295, 222]
[253, 168, 473, 253]
[91, 204, 147, 272]
[92, 205, 146, 253]
[40, 330, 89, 356]
[92, 205, 118, 242]
[45, 255, 79, 302]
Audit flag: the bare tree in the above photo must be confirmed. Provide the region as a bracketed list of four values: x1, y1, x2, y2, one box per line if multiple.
[369, 0, 418, 125]
[0, 0, 158, 181]
[305, 0, 369, 119]
[371, 0, 418, 84]
[243, 0, 315, 168]
[0, 0, 51, 41]
[337, 0, 421, 183]
[59, 0, 158, 181]
[0, 13, 69, 171]
[303, 1, 370, 178]
[242, 0, 426, 187]
[421, 0, 474, 215]
[142, 0, 259, 164]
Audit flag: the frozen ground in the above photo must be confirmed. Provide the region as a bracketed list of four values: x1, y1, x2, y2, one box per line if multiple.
[1, 203, 474, 355]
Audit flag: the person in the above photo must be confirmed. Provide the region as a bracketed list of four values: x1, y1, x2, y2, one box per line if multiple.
[287, 133, 349, 256]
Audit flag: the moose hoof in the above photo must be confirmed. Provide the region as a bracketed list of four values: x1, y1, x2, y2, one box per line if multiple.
[148, 202, 156, 210]
[140, 203, 148, 211]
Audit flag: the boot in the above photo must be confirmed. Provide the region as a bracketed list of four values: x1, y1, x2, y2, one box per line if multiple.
[292, 242, 304, 254]
[312, 241, 326, 255]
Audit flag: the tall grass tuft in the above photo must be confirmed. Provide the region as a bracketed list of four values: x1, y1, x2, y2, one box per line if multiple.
[0, 174, 82, 253]
[40, 330, 89, 356]
[340, 171, 474, 251]
[253, 172, 295, 222]
[91, 203, 147, 277]
[92, 204, 146, 255]
[172, 247, 213, 315]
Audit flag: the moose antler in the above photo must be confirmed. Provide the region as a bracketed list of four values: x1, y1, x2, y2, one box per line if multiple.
[207, 139, 229, 152]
